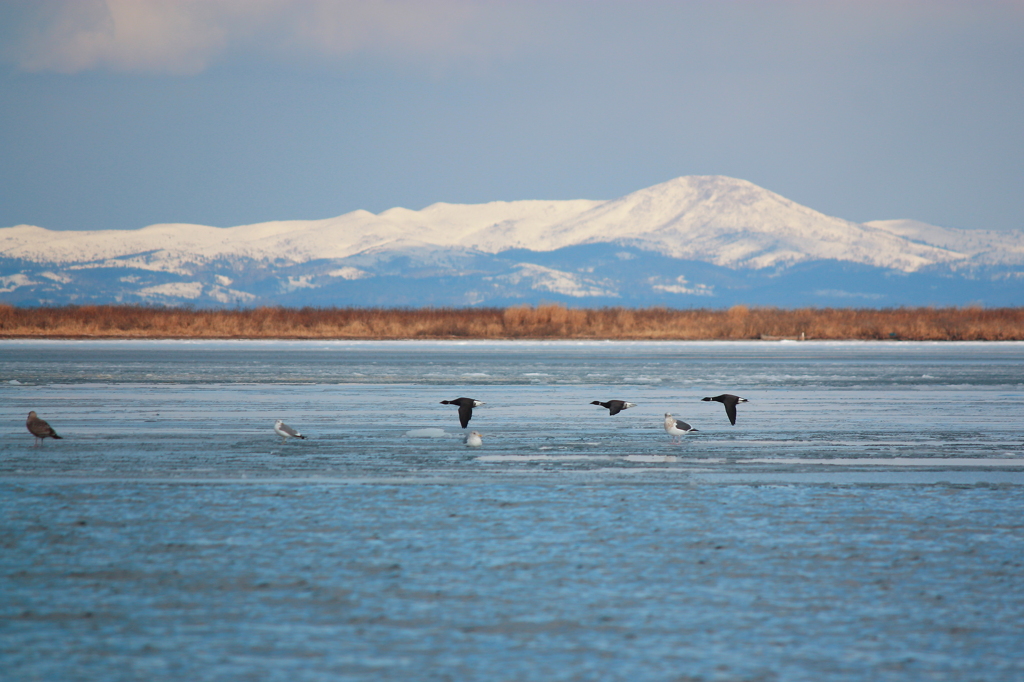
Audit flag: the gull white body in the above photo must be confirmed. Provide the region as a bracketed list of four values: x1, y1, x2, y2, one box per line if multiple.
[664, 413, 698, 442]
[274, 419, 306, 443]
[464, 431, 484, 447]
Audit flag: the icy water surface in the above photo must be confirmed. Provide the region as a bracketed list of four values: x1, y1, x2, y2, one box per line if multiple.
[2, 340, 1023, 680]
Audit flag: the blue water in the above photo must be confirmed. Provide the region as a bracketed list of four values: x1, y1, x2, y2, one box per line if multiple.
[2, 340, 1023, 680]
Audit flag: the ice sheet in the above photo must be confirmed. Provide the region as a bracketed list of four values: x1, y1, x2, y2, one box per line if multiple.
[3, 340, 1024, 680]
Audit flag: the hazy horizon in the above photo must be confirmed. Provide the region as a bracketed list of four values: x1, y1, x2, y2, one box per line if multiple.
[1, 1, 1022, 234]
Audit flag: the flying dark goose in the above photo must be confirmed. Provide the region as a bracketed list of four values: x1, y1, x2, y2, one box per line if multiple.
[590, 400, 637, 416]
[26, 411, 62, 445]
[440, 398, 485, 428]
[274, 419, 306, 443]
[664, 413, 699, 441]
[701, 394, 748, 425]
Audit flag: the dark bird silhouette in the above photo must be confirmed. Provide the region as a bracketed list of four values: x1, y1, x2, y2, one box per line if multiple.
[440, 398, 485, 428]
[701, 394, 748, 425]
[27, 411, 62, 445]
[590, 400, 637, 416]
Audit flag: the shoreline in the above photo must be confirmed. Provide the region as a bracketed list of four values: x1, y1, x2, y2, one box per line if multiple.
[0, 331, 1019, 339]
[2, 303, 1023, 341]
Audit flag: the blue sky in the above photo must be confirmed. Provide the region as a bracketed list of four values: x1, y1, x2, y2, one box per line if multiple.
[1, 0, 1022, 233]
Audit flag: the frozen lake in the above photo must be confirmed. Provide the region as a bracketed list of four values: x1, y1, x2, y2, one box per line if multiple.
[2, 340, 1024, 680]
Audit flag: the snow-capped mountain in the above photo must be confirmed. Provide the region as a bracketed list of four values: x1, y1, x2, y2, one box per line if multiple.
[2, 176, 1022, 308]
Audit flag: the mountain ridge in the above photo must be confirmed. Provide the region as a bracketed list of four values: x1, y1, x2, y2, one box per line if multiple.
[2, 175, 1022, 308]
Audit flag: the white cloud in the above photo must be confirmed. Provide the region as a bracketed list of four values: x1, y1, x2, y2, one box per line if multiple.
[9, 1, 1022, 78]
[16, 0, 230, 74]
[10, 0, 534, 74]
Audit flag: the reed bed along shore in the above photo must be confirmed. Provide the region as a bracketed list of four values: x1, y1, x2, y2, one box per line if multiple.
[2, 304, 1024, 341]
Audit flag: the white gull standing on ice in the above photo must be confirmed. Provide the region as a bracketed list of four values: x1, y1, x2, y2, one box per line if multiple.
[664, 413, 698, 442]
[274, 420, 306, 443]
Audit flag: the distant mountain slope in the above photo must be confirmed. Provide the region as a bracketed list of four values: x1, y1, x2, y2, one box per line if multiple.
[491, 176, 970, 271]
[865, 220, 1024, 268]
[2, 176, 1022, 308]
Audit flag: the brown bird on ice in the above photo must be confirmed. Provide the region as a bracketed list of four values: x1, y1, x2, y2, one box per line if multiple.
[27, 411, 62, 445]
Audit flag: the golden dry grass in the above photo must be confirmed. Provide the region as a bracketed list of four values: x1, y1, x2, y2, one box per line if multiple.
[2, 304, 1023, 340]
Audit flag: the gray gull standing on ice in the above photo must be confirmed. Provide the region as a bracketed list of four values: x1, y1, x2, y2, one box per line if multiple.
[274, 419, 306, 443]
[664, 413, 698, 442]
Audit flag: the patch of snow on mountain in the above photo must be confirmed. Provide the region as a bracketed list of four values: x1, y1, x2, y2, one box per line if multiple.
[67, 256, 194, 276]
[284, 275, 318, 290]
[328, 267, 372, 280]
[494, 264, 619, 298]
[812, 289, 887, 300]
[208, 286, 257, 304]
[0, 274, 38, 292]
[138, 282, 203, 299]
[649, 275, 715, 296]
[865, 220, 1024, 267]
